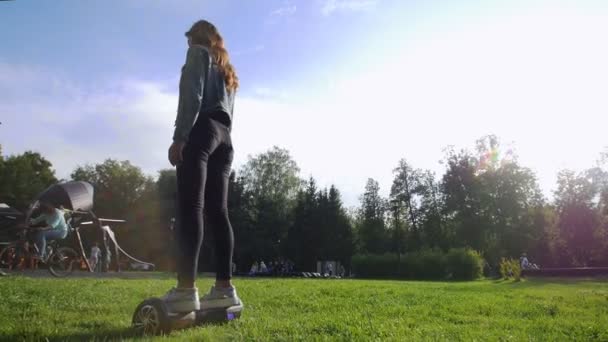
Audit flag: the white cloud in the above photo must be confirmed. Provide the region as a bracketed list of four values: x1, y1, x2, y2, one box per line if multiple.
[0, 74, 177, 179]
[233, 44, 265, 56]
[320, 0, 377, 16]
[270, 2, 297, 17]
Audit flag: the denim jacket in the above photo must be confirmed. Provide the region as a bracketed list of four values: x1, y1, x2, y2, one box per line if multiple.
[173, 45, 235, 142]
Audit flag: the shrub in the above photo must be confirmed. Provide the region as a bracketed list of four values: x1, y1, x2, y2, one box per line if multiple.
[445, 248, 484, 280]
[352, 248, 484, 281]
[402, 249, 447, 280]
[499, 258, 521, 281]
[351, 253, 399, 278]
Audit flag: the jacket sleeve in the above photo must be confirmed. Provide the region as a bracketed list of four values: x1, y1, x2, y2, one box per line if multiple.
[46, 210, 62, 230]
[30, 215, 46, 225]
[173, 46, 210, 142]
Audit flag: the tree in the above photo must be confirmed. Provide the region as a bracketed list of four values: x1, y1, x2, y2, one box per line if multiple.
[157, 169, 177, 222]
[228, 171, 257, 271]
[239, 147, 302, 262]
[441, 146, 486, 251]
[390, 159, 424, 250]
[326, 185, 354, 268]
[0, 151, 58, 210]
[553, 169, 602, 266]
[441, 136, 545, 264]
[357, 178, 387, 254]
[240, 146, 301, 206]
[286, 179, 354, 271]
[71, 159, 161, 267]
[286, 178, 320, 270]
[71, 159, 152, 218]
[416, 170, 446, 249]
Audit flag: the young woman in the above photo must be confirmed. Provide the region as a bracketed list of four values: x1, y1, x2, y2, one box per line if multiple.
[163, 20, 241, 313]
[30, 201, 68, 261]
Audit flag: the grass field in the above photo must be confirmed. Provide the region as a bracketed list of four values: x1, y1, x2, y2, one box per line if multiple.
[1, 275, 607, 341]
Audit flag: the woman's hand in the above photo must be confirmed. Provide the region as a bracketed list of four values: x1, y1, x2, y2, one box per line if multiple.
[168, 141, 186, 166]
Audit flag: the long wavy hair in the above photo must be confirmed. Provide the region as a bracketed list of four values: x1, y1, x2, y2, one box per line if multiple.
[186, 20, 239, 92]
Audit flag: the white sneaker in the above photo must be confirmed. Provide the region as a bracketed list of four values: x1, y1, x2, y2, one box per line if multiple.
[200, 286, 242, 310]
[160, 287, 200, 313]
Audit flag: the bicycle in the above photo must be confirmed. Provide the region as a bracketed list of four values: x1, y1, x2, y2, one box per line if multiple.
[0, 222, 80, 278]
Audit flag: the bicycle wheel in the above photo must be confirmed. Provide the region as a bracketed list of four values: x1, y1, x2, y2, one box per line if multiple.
[48, 247, 78, 277]
[0, 243, 20, 274]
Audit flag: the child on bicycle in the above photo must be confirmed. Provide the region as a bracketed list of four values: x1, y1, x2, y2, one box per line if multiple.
[29, 201, 68, 262]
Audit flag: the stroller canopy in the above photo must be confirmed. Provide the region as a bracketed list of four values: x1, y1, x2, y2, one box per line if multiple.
[36, 181, 94, 211]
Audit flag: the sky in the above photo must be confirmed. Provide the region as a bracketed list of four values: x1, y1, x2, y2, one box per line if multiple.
[1, 0, 608, 208]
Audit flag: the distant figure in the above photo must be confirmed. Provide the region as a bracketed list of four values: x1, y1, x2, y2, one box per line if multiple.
[89, 242, 101, 272]
[259, 261, 268, 273]
[106, 248, 112, 271]
[249, 261, 258, 275]
[325, 262, 333, 276]
[339, 264, 346, 277]
[520, 253, 530, 270]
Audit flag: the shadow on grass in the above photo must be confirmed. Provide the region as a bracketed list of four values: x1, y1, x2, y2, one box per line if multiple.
[0, 318, 234, 341]
[0, 328, 139, 342]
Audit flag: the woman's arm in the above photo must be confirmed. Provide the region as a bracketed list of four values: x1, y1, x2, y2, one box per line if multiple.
[30, 215, 46, 226]
[173, 46, 210, 142]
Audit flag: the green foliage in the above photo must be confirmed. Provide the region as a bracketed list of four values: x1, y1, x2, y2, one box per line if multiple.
[240, 146, 301, 207]
[440, 136, 546, 265]
[0, 151, 57, 210]
[236, 146, 302, 263]
[156, 168, 177, 220]
[357, 178, 388, 254]
[4, 136, 608, 273]
[285, 179, 354, 271]
[71, 159, 152, 217]
[352, 253, 399, 278]
[70, 159, 163, 267]
[499, 258, 522, 281]
[553, 169, 605, 266]
[352, 248, 484, 280]
[402, 248, 447, 279]
[445, 248, 484, 280]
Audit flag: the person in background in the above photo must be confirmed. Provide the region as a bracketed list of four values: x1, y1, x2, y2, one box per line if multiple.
[89, 242, 101, 272]
[29, 201, 68, 262]
[259, 260, 268, 274]
[105, 248, 112, 271]
[249, 261, 258, 276]
[520, 253, 530, 270]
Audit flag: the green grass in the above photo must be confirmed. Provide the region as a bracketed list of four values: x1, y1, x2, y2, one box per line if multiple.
[1, 275, 608, 341]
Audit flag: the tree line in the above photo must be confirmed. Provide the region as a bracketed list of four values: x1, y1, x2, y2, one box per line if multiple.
[1, 136, 607, 273]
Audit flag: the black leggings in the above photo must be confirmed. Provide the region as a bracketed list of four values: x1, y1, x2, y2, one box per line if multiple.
[175, 116, 234, 284]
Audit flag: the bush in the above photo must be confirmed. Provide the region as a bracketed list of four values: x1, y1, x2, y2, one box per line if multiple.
[401, 249, 447, 280]
[351, 254, 400, 278]
[499, 258, 521, 281]
[445, 248, 484, 280]
[352, 248, 484, 281]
